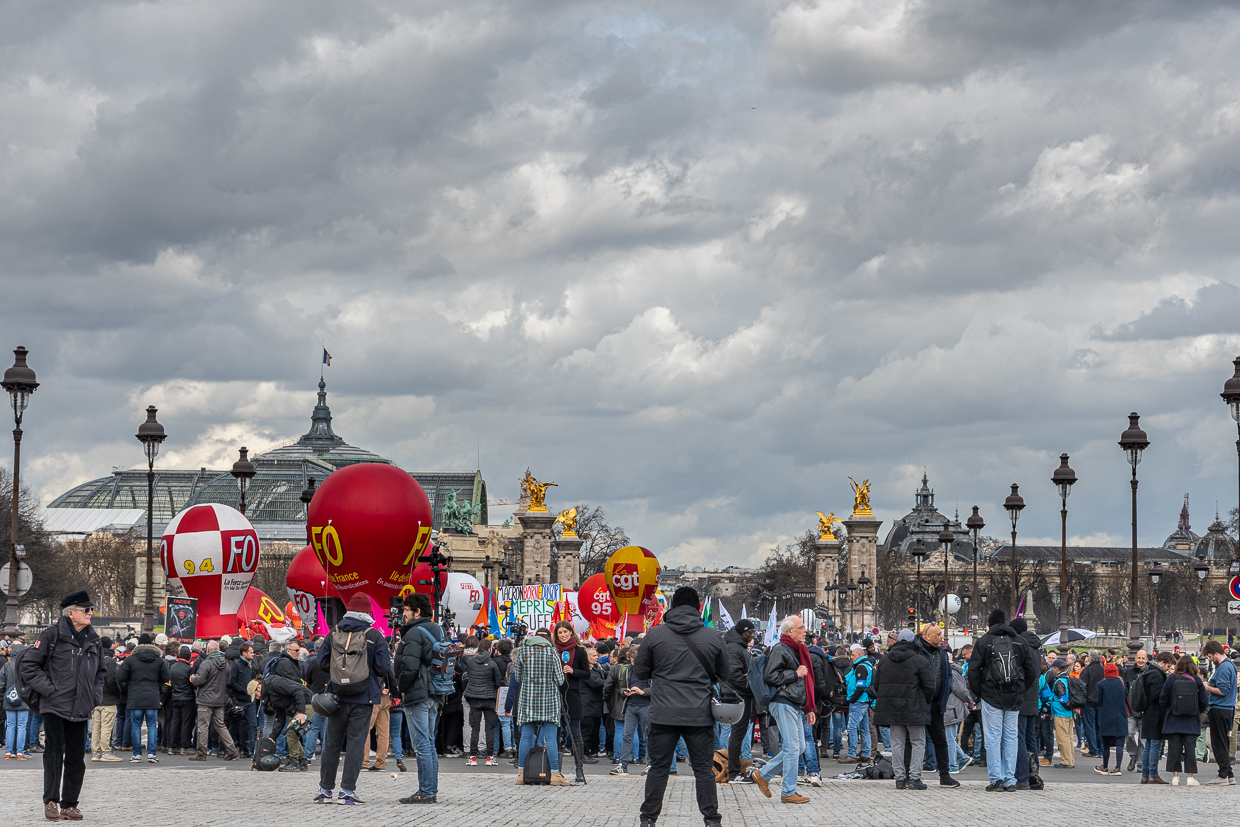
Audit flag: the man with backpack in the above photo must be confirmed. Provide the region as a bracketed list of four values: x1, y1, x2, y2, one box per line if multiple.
[314, 592, 392, 805]
[394, 591, 446, 805]
[840, 644, 874, 763]
[967, 609, 1038, 791]
[722, 619, 755, 782]
[16, 591, 107, 821]
[1040, 659, 1076, 769]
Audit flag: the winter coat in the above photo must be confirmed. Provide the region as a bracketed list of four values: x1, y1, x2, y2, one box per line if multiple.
[722, 627, 752, 699]
[0, 658, 28, 711]
[1158, 672, 1208, 736]
[1017, 631, 1043, 717]
[943, 661, 972, 727]
[872, 639, 934, 726]
[830, 656, 853, 712]
[807, 644, 833, 714]
[1135, 665, 1168, 741]
[558, 645, 589, 719]
[580, 663, 606, 718]
[17, 617, 106, 722]
[602, 662, 630, 721]
[915, 636, 953, 716]
[305, 655, 330, 695]
[513, 635, 564, 726]
[99, 656, 121, 706]
[631, 605, 731, 727]
[463, 651, 503, 701]
[1081, 661, 1104, 705]
[763, 641, 808, 711]
[393, 617, 443, 705]
[1095, 676, 1129, 738]
[169, 658, 195, 703]
[265, 652, 311, 710]
[966, 623, 1038, 712]
[190, 651, 231, 706]
[116, 644, 171, 710]
[316, 613, 392, 705]
[229, 656, 257, 702]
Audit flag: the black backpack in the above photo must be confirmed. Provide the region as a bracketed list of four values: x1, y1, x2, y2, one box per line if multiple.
[11, 628, 56, 715]
[1171, 675, 1199, 717]
[1055, 675, 1087, 710]
[1128, 670, 1148, 713]
[1027, 752, 1044, 791]
[987, 636, 1017, 686]
[522, 724, 551, 785]
[861, 756, 894, 779]
[252, 736, 278, 771]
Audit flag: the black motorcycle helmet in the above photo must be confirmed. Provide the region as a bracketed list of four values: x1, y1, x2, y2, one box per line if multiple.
[311, 692, 339, 717]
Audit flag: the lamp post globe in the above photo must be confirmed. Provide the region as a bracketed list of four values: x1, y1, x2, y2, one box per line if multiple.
[1, 346, 37, 636]
[1003, 484, 1025, 616]
[938, 525, 954, 632]
[1051, 453, 1077, 657]
[135, 406, 167, 633]
[1148, 561, 1163, 646]
[231, 447, 257, 515]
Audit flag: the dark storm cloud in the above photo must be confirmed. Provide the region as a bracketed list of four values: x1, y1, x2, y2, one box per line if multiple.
[1100, 283, 1240, 341]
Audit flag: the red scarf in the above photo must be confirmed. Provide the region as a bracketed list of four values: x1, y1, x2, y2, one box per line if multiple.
[780, 634, 816, 714]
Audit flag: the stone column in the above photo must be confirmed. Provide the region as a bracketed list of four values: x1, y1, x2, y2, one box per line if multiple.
[842, 517, 882, 631]
[517, 510, 555, 584]
[555, 534, 583, 590]
[814, 538, 841, 608]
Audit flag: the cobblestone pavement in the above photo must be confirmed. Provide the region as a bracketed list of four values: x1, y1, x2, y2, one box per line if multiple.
[0, 762, 1234, 826]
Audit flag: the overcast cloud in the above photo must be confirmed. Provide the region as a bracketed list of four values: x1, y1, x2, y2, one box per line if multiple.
[5, 0, 1240, 569]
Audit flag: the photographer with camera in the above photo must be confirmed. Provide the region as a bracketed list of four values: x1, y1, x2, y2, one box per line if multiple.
[394, 591, 444, 805]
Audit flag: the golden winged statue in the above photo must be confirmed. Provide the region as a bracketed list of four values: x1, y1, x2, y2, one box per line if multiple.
[525, 475, 558, 513]
[814, 511, 838, 541]
[849, 477, 873, 517]
[555, 506, 578, 537]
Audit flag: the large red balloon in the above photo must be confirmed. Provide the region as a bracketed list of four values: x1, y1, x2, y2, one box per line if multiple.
[307, 463, 434, 606]
[578, 573, 619, 626]
[161, 503, 260, 638]
[286, 544, 338, 620]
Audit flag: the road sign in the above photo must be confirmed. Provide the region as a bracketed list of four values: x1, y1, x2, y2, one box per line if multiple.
[1229, 600, 1240, 616]
[1230, 576, 1240, 601]
[0, 560, 32, 597]
[14, 544, 25, 559]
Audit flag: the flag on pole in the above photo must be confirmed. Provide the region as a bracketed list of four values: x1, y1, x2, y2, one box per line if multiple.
[741, 604, 748, 620]
[717, 601, 735, 631]
[701, 599, 713, 628]
[487, 590, 502, 637]
[322, 348, 332, 366]
[1014, 593, 1026, 619]
[764, 601, 779, 647]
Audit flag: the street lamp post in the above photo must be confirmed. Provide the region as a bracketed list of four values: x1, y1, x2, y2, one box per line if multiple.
[482, 555, 494, 593]
[966, 506, 984, 632]
[838, 582, 848, 638]
[858, 568, 871, 636]
[1003, 484, 1025, 618]
[1051, 453, 1077, 658]
[1195, 556, 1209, 650]
[1210, 597, 1218, 641]
[1220, 359, 1240, 567]
[1118, 413, 1150, 659]
[939, 525, 955, 635]
[847, 578, 857, 636]
[1148, 562, 1162, 647]
[299, 478, 316, 545]
[135, 406, 167, 633]
[1, 347, 37, 636]
[911, 540, 926, 626]
[231, 447, 257, 515]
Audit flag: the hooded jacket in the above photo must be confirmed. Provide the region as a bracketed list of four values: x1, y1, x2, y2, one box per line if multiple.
[513, 635, 564, 726]
[580, 662, 606, 718]
[722, 627, 753, 700]
[463, 650, 503, 701]
[317, 613, 391, 705]
[190, 651, 231, 706]
[18, 617, 106, 721]
[966, 623, 1038, 711]
[1135, 663, 1168, 740]
[393, 616, 443, 706]
[229, 654, 258, 702]
[873, 639, 934, 726]
[1017, 630, 1044, 716]
[631, 604, 732, 727]
[116, 643, 171, 710]
[943, 660, 972, 727]
[99, 654, 121, 706]
[169, 658, 195, 703]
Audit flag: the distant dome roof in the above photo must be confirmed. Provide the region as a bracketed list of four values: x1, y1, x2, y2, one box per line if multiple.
[881, 473, 971, 563]
[1195, 516, 1235, 565]
[256, 378, 391, 468]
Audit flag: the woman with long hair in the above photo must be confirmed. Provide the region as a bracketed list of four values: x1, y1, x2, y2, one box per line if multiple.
[553, 621, 591, 770]
[1159, 655, 1208, 786]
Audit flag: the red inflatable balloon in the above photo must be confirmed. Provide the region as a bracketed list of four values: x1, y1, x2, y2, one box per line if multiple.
[286, 544, 339, 620]
[307, 463, 434, 606]
[578, 573, 619, 626]
[161, 503, 260, 638]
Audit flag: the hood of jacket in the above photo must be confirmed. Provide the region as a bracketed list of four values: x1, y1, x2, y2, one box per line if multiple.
[988, 623, 1018, 638]
[723, 627, 750, 648]
[807, 644, 827, 658]
[886, 640, 919, 663]
[338, 615, 374, 634]
[662, 604, 704, 634]
[132, 643, 162, 663]
[523, 634, 552, 650]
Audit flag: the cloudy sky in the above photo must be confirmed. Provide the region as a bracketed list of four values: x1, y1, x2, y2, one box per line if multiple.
[6, 0, 1240, 569]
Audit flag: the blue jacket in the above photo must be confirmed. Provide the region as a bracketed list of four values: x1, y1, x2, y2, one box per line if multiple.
[1158, 673, 1207, 736]
[1094, 677, 1129, 739]
[1207, 657, 1237, 710]
[1040, 672, 1072, 718]
[316, 613, 392, 705]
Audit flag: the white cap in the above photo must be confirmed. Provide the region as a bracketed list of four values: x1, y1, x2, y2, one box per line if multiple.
[850, 644, 864, 653]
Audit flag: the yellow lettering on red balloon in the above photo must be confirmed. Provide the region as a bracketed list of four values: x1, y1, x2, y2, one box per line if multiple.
[321, 525, 343, 567]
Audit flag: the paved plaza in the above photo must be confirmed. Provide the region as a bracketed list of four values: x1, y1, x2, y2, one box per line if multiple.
[0, 757, 1234, 826]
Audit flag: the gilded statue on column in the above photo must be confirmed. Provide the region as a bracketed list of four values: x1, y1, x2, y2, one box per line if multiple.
[849, 477, 873, 517]
[815, 511, 838, 541]
[554, 506, 578, 537]
[525, 474, 558, 513]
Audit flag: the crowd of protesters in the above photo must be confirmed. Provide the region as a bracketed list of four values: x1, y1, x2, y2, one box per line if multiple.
[4, 592, 1239, 822]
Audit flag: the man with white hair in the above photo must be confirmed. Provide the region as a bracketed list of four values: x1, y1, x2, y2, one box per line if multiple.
[839, 643, 875, 763]
[748, 615, 816, 804]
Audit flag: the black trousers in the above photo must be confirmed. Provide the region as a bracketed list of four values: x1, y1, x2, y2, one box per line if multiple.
[603, 717, 615, 755]
[168, 701, 196, 749]
[581, 716, 601, 755]
[927, 706, 950, 777]
[727, 696, 755, 777]
[640, 723, 717, 823]
[1208, 708, 1234, 778]
[42, 714, 88, 809]
[436, 698, 464, 752]
[467, 699, 499, 756]
[318, 703, 372, 794]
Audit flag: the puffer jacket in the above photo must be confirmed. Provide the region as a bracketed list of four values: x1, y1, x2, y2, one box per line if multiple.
[943, 661, 972, 727]
[393, 617, 443, 705]
[872, 639, 934, 726]
[190, 651, 231, 706]
[463, 651, 503, 701]
[763, 641, 808, 710]
[116, 643, 171, 710]
[169, 658, 195, 703]
[722, 627, 752, 699]
[17, 617, 106, 721]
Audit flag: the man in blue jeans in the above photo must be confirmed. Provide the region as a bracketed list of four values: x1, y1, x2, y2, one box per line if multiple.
[749, 615, 815, 804]
[842, 644, 873, 762]
[1079, 651, 1104, 757]
[967, 609, 1038, 791]
[394, 592, 443, 805]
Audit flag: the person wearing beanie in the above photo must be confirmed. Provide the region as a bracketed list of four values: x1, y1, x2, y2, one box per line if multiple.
[872, 626, 933, 789]
[166, 645, 196, 756]
[1094, 662, 1129, 775]
[722, 618, 757, 781]
[90, 637, 123, 763]
[313, 591, 391, 805]
[116, 628, 171, 763]
[1007, 617, 1044, 788]
[631, 586, 734, 821]
[966, 608, 1038, 791]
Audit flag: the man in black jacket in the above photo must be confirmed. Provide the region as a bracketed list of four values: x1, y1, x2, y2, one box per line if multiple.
[393, 591, 443, 805]
[1009, 619, 1043, 789]
[228, 642, 258, 757]
[723, 619, 756, 782]
[580, 647, 607, 759]
[115, 633, 171, 763]
[462, 638, 503, 763]
[874, 629, 933, 789]
[167, 646, 196, 755]
[267, 641, 312, 771]
[915, 624, 961, 788]
[967, 609, 1038, 791]
[1079, 650, 1105, 758]
[18, 591, 107, 821]
[632, 587, 732, 827]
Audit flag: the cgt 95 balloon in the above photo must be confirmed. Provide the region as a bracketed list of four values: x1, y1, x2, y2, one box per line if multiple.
[604, 545, 661, 616]
[307, 463, 434, 607]
[161, 503, 260, 638]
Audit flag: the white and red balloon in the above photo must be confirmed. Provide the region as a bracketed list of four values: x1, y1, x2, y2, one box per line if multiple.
[161, 503, 260, 638]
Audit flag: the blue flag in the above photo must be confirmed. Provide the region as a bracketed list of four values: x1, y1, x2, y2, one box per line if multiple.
[488, 590, 502, 637]
[322, 348, 332, 366]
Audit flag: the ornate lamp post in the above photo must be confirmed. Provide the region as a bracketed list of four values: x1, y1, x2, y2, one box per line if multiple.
[1051, 453, 1077, 657]
[939, 525, 954, 635]
[1, 347, 36, 636]
[1195, 555, 1210, 650]
[1220, 358, 1240, 558]
[858, 568, 871, 636]
[980, 588, 989, 616]
[966, 506, 984, 631]
[846, 578, 857, 635]
[482, 554, 494, 592]
[1210, 597, 1218, 641]
[1117, 413, 1149, 659]
[910, 540, 927, 626]
[1148, 561, 1163, 647]
[231, 447, 257, 515]
[961, 586, 971, 632]
[299, 478, 317, 545]
[135, 406, 167, 633]
[1003, 484, 1025, 617]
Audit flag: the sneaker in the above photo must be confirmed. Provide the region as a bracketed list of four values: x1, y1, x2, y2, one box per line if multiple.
[1171, 776, 1180, 786]
[895, 778, 906, 790]
[808, 772, 821, 787]
[797, 774, 808, 785]
[731, 773, 754, 784]
[952, 757, 971, 774]
[610, 766, 629, 776]
[1108, 769, 1121, 776]
[337, 792, 364, 805]
[1229, 777, 1236, 785]
[399, 792, 437, 804]
[396, 759, 407, 772]
[129, 755, 143, 763]
[985, 781, 1004, 792]
[1014, 780, 1030, 790]
[939, 775, 960, 788]
[91, 754, 101, 762]
[468, 756, 477, 767]
[147, 756, 159, 764]
[1093, 766, 1109, 775]
[314, 793, 333, 804]
[1186, 777, 1200, 786]
[15, 753, 29, 760]
[486, 756, 498, 766]
[908, 779, 927, 790]
[2, 753, 10, 760]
